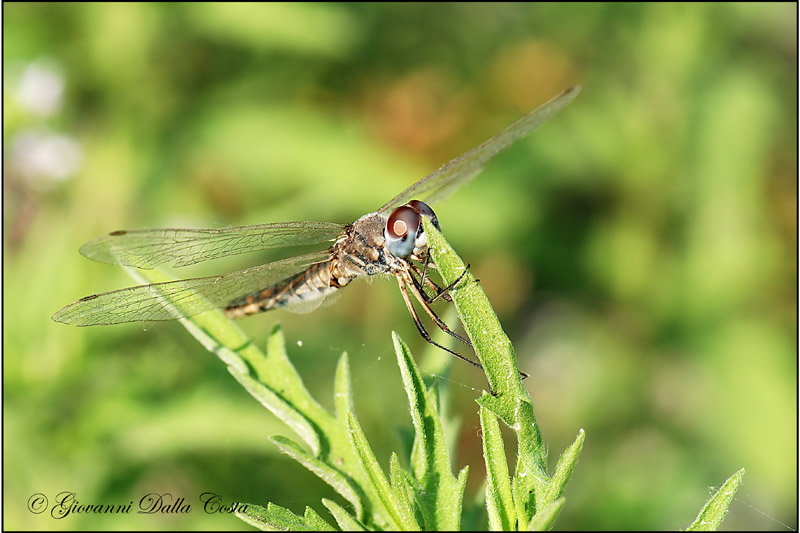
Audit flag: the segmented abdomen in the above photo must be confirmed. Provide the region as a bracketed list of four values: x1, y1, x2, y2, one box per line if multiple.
[224, 259, 347, 318]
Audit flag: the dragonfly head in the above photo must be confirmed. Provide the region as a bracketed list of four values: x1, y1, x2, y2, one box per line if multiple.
[384, 200, 440, 259]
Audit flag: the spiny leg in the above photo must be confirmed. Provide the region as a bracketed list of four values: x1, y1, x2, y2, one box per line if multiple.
[410, 260, 471, 304]
[430, 262, 471, 304]
[403, 269, 472, 347]
[419, 252, 432, 289]
[395, 274, 484, 373]
[410, 263, 530, 383]
[410, 263, 452, 302]
[411, 255, 451, 301]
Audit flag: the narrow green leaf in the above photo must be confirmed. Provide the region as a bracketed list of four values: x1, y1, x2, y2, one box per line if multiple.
[322, 498, 367, 531]
[399, 465, 436, 530]
[334, 352, 353, 422]
[346, 410, 406, 530]
[527, 498, 565, 531]
[236, 502, 293, 531]
[479, 405, 515, 531]
[409, 427, 424, 482]
[236, 502, 331, 531]
[455, 465, 470, 521]
[393, 332, 466, 530]
[230, 368, 321, 456]
[544, 429, 585, 503]
[271, 435, 365, 520]
[262, 325, 338, 427]
[395, 333, 433, 478]
[303, 506, 335, 530]
[389, 452, 421, 530]
[428, 381, 462, 469]
[686, 468, 745, 531]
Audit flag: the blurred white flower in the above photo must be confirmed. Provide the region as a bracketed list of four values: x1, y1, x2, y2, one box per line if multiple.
[9, 129, 83, 191]
[15, 59, 65, 117]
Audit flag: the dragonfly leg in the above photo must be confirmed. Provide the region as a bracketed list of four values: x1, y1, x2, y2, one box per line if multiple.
[395, 274, 485, 374]
[410, 263, 452, 302]
[410, 260, 472, 304]
[403, 269, 472, 347]
[431, 262, 471, 303]
[408, 264, 529, 385]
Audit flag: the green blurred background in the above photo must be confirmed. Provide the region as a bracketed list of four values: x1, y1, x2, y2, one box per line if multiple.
[4, 3, 796, 530]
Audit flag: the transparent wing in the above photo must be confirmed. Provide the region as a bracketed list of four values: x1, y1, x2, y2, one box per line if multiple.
[52, 251, 331, 326]
[378, 86, 580, 214]
[79, 221, 345, 269]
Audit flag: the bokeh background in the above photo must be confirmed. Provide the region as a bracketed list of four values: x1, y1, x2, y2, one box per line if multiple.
[4, 3, 796, 530]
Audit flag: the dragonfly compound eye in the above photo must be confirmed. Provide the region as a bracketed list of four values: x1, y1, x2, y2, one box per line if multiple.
[385, 205, 421, 258]
[407, 200, 440, 231]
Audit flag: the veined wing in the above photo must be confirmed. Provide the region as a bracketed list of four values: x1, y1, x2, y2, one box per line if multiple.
[51, 251, 330, 326]
[79, 221, 345, 269]
[378, 86, 580, 214]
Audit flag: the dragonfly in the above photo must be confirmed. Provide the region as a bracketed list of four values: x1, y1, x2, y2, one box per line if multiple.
[53, 86, 580, 371]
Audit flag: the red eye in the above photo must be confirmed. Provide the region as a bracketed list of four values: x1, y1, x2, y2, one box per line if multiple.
[386, 206, 420, 238]
[384, 206, 421, 257]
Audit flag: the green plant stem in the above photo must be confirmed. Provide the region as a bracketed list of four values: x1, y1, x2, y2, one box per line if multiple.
[424, 218, 581, 526]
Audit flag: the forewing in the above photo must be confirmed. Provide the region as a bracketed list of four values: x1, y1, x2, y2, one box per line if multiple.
[79, 221, 345, 269]
[52, 251, 331, 326]
[378, 86, 580, 214]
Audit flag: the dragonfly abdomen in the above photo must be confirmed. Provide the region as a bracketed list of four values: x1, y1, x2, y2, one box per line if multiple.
[224, 259, 348, 318]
